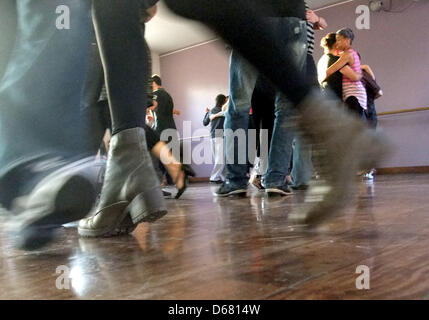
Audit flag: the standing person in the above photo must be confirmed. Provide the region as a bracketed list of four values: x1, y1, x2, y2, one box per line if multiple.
[326, 28, 367, 118]
[203, 94, 228, 184]
[150, 75, 178, 139]
[318, 33, 362, 99]
[318, 33, 343, 99]
[149, 74, 179, 186]
[164, 0, 391, 225]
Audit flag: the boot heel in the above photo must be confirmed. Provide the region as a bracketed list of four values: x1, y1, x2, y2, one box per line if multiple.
[127, 188, 167, 225]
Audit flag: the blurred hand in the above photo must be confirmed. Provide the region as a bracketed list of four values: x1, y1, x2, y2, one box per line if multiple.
[306, 10, 319, 24]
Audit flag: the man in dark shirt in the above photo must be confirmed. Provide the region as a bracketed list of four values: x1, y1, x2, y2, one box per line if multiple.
[150, 75, 177, 137]
[203, 95, 228, 183]
[150, 75, 178, 185]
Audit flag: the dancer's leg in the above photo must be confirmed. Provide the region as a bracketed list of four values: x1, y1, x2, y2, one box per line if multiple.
[78, 0, 167, 237]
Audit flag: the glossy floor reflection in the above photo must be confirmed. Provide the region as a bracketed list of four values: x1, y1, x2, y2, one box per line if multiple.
[1, 174, 429, 299]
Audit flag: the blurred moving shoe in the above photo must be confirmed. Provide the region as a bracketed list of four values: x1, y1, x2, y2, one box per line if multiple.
[8, 157, 99, 250]
[289, 90, 392, 226]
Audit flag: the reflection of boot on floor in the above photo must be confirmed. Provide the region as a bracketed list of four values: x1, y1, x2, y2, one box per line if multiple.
[289, 90, 392, 226]
[78, 128, 167, 237]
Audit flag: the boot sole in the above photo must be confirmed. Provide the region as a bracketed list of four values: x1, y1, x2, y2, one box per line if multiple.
[77, 202, 129, 238]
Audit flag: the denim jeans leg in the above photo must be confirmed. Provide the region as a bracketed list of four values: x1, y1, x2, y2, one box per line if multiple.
[262, 17, 308, 188]
[291, 135, 313, 187]
[224, 51, 258, 189]
[0, 0, 93, 178]
[262, 93, 296, 188]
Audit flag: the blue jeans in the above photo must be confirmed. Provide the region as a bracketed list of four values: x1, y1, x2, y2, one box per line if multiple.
[0, 0, 93, 178]
[290, 135, 313, 187]
[224, 17, 308, 189]
[290, 54, 318, 187]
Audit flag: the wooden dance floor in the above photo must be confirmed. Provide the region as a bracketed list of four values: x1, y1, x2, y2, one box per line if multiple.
[1, 174, 429, 299]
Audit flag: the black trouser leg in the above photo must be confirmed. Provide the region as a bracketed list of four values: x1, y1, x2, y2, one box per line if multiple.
[164, 0, 311, 107]
[81, 41, 106, 154]
[345, 96, 364, 119]
[92, 0, 148, 135]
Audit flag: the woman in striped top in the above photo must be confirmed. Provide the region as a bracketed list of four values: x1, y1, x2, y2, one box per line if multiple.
[326, 28, 366, 118]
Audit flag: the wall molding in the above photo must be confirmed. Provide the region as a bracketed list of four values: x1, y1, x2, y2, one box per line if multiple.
[160, 38, 221, 58]
[314, 0, 354, 12]
[376, 166, 429, 175]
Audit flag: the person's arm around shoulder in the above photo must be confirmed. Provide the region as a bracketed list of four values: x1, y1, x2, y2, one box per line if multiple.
[340, 65, 362, 81]
[209, 111, 224, 121]
[326, 51, 351, 78]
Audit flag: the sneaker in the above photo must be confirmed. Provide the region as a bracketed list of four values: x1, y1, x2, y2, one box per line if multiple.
[265, 184, 293, 196]
[162, 190, 172, 197]
[288, 89, 392, 226]
[209, 180, 223, 184]
[363, 172, 374, 180]
[215, 183, 247, 197]
[291, 184, 309, 191]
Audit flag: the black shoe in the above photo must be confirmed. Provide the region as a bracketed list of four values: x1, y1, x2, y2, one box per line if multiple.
[175, 164, 196, 199]
[215, 183, 247, 197]
[291, 184, 309, 191]
[162, 190, 172, 197]
[209, 180, 223, 184]
[265, 184, 293, 196]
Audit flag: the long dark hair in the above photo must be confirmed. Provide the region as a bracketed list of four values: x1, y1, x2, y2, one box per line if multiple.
[215, 94, 227, 108]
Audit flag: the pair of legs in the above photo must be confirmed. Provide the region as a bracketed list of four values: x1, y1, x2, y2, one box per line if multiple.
[249, 76, 275, 182]
[222, 16, 307, 193]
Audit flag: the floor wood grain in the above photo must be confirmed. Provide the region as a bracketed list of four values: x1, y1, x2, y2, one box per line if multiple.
[1, 174, 429, 299]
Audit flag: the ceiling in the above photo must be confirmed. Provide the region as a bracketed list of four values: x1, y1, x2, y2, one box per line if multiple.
[145, 0, 351, 55]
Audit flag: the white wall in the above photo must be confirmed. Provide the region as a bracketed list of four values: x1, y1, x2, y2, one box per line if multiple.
[151, 51, 161, 76]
